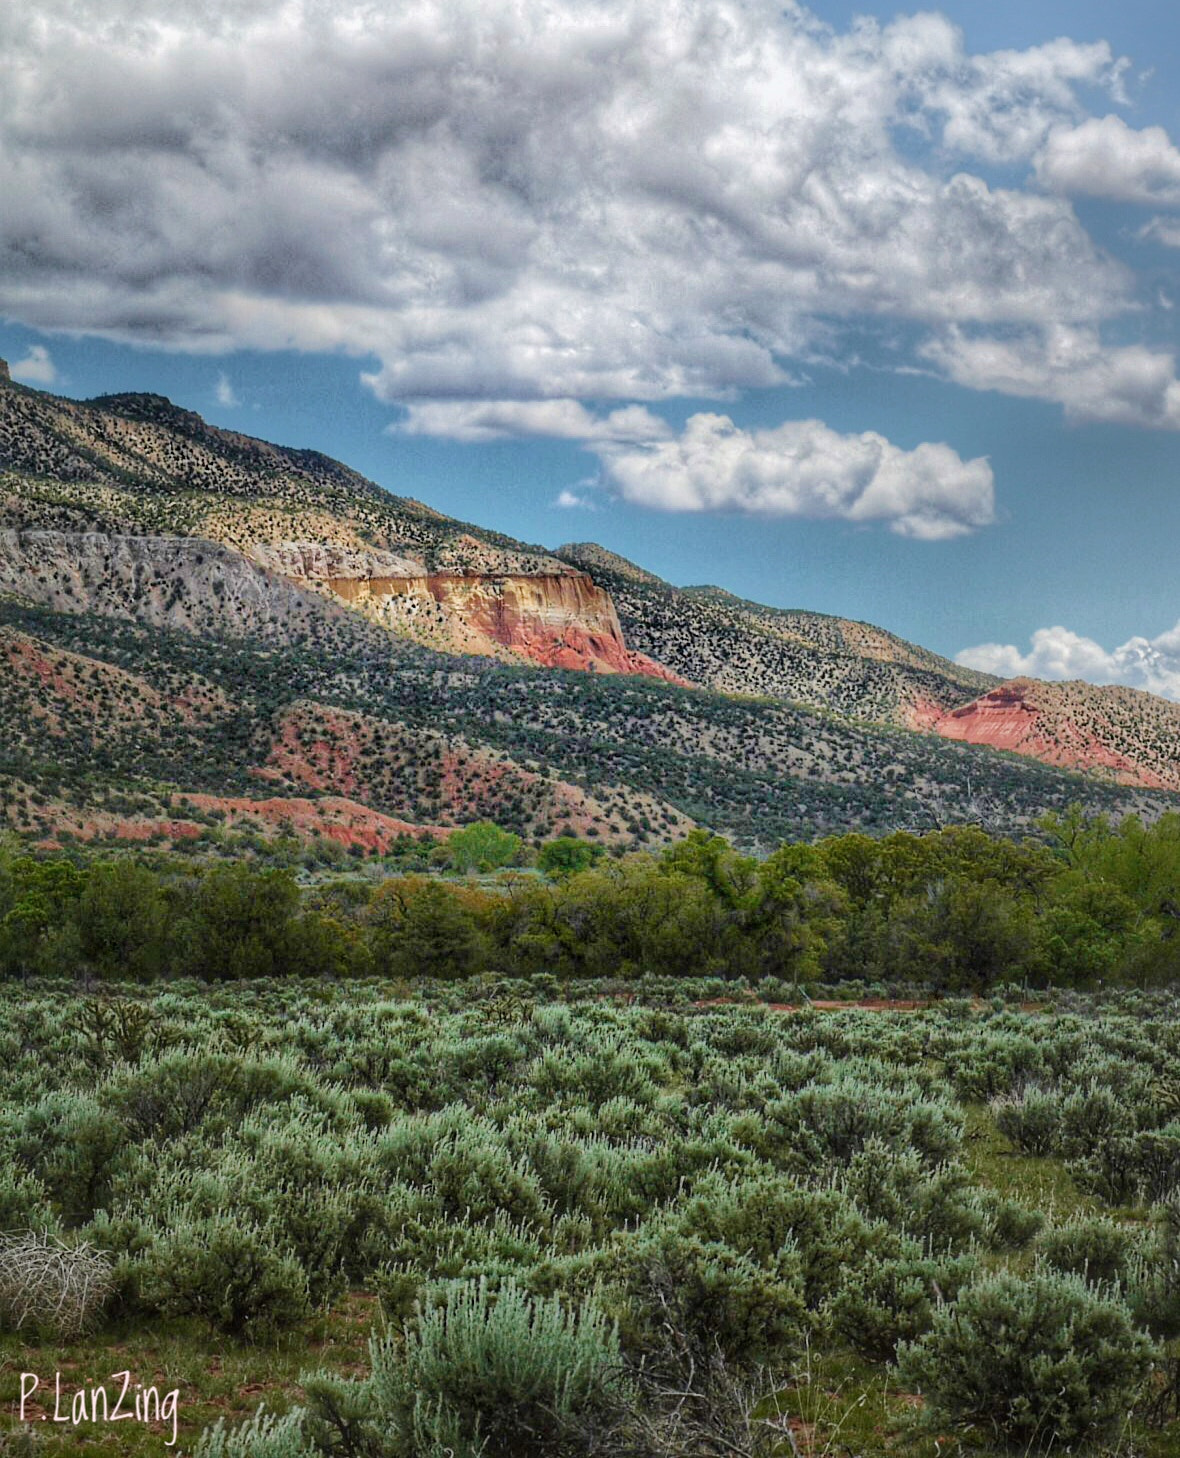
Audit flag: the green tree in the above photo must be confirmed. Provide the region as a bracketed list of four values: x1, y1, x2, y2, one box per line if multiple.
[537, 836, 604, 878]
[370, 877, 485, 978]
[75, 860, 169, 981]
[447, 821, 522, 874]
[750, 843, 844, 982]
[179, 865, 303, 980]
[0, 857, 86, 978]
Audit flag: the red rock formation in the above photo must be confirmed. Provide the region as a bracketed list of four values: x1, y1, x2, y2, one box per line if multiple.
[249, 542, 688, 683]
[336, 569, 689, 681]
[920, 678, 1177, 789]
[36, 794, 448, 854]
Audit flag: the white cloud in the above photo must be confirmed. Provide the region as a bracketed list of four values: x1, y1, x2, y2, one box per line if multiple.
[1036, 114, 1180, 204]
[958, 623, 1180, 701]
[553, 487, 598, 509]
[924, 325, 1180, 428]
[595, 413, 995, 539]
[9, 345, 57, 385]
[397, 396, 994, 538]
[903, 30, 1127, 163]
[0, 0, 1138, 409]
[394, 399, 671, 444]
[1139, 216, 1180, 249]
[215, 372, 240, 407]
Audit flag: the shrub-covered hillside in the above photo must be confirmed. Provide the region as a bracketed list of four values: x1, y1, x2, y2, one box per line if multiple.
[0, 596, 1169, 853]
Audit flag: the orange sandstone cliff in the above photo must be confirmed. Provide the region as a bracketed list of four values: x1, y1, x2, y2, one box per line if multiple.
[248, 541, 688, 682]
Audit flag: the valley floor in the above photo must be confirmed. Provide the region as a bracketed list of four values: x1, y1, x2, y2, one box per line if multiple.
[2, 977, 1180, 1457]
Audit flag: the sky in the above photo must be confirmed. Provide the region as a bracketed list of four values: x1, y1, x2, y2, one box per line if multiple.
[3, 0, 1180, 694]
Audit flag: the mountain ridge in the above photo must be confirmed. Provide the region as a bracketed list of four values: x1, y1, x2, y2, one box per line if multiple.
[0, 363, 1176, 849]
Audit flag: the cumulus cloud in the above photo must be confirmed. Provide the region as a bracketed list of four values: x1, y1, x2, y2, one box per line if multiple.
[399, 397, 994, 538]
[0, 0, 1139, 409]
[596, 414, 994, 539]
[9, 345, 57, 385]
[1036, 114, 1180, 203]
[924, 325, 1180, 428]
[958, 623, 1180, 701]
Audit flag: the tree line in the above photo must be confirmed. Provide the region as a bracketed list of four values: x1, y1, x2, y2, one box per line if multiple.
[4, 809, 1180, 988]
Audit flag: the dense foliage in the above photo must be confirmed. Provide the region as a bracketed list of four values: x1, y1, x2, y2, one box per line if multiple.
[6, 813, 1180, 990]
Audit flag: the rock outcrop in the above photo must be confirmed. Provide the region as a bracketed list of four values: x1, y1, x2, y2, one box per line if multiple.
[249, 540, 689, 682]
[0, 530, 360, 641]
[916, 678, 1180, 790]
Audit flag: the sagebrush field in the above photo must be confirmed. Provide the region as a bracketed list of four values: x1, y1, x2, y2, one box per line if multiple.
[2, 967, 1180, 1455]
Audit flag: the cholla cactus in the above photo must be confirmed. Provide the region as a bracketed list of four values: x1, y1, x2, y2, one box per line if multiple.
[0, 1231, 114, 1339]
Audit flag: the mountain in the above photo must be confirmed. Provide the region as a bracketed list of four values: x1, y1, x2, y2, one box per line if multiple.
[555, 543, 997, 724]
[0, 364, 1174, 852]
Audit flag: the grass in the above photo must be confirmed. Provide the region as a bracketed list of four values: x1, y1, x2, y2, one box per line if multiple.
[0, 1294, 375, 1457]
[960, 1102, 1099, 1222]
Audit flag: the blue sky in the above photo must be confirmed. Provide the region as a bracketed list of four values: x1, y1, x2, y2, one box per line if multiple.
[3, 0, 1180, 693]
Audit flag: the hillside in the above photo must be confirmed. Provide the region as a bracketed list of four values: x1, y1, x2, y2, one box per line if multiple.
[557, 542, 997, 722]
[913, 677, 1180, 791]
[0, 364, 1176, 850]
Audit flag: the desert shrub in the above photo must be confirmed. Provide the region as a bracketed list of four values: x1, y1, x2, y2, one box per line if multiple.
[967, 1191, 1044, 1251]
[828, 1247, 975, 1361]
[1058, 1082, 1130, 1157]
[138, 1215, 310, 1338]
[530, 1045, 662, 1110]
[678, 1173, 885, 1309]
[379, 1208, 546, 1290]
[12, 1091, 128, 1224]
[0, 1169, 57, 1233]
[314, 1278, 632, 1458]
[1077, 1127, 1180, 1205]
[1037, 1217, 1139, 1287]
[610, 1224, 805, 1371]
[102, 1051, 334, 1143]
[898, 1270, 1155, 1452]
[992, 1085, 1063, 1156]
[0, 1231, 114, 1338]
[740, 1078, 961, 1171]
[195, 1409, 312, 1458]
[839, 1142, 985, 1246]
[427, 1132, 547, 1228]
[949, 1034, 1046, 1101]
[1124, 1195, 1180, 1347]
[234, 1120, 392, 1302]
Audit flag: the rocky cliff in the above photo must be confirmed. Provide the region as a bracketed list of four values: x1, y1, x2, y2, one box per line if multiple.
[247, 541, 688, 680]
